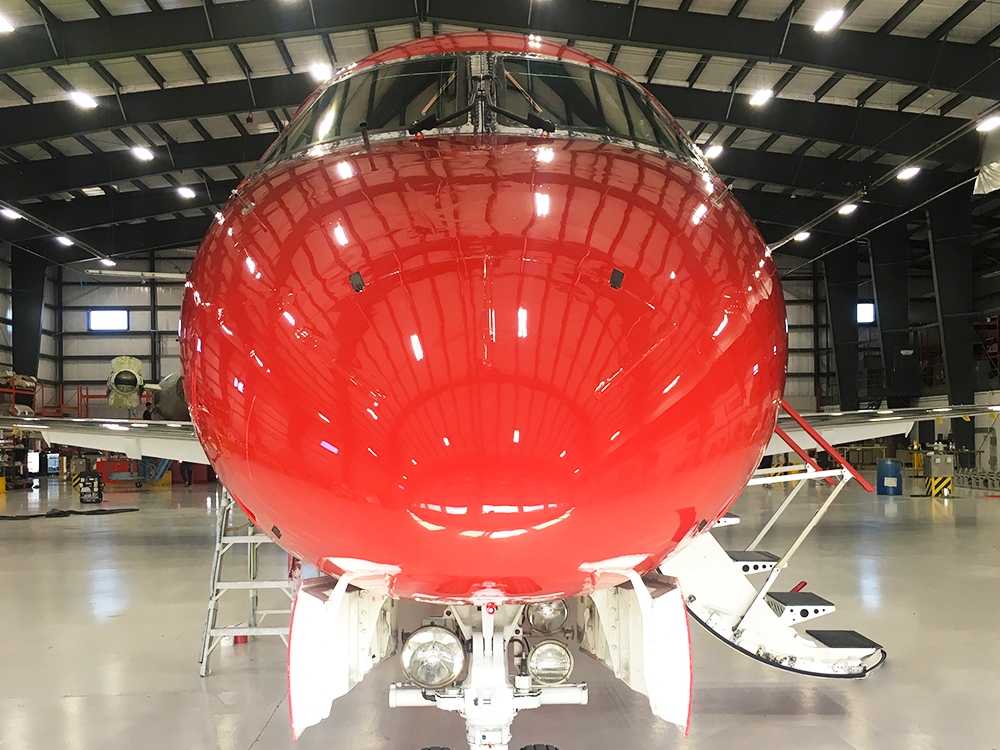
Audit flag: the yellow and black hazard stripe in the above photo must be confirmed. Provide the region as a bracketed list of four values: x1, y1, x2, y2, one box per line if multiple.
[72, 473, 81, 488]
[925, 476, 953, 497]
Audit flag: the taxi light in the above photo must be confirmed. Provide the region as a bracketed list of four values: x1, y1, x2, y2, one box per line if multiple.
[401, 626, 465, 689]
[527, 640, 573, 685]
[526, 600, 569, 634]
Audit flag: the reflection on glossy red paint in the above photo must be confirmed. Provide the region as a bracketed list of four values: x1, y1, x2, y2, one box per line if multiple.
[180, 39, 786, 604]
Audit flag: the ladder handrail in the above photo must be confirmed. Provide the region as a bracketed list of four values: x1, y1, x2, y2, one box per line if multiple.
[780, 400, 876, 492]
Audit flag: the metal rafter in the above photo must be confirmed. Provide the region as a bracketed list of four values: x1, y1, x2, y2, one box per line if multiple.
[0, 0, 996, 103]
[0, 133, 274, 202]
[0, 73, 975, 168]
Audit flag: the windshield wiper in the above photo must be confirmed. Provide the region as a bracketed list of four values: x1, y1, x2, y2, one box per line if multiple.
[486, 103, 555, 133]
[409, 93, 556, 135]
[408, 100, 478, 135]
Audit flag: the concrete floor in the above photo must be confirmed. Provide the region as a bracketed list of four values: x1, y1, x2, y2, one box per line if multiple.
[1, 474, 998, 750]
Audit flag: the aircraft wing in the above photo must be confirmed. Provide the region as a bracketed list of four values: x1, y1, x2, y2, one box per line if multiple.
[0, 417, 209, 464]
[766, 403, 1000, 455]
[5, 404, 996, 467]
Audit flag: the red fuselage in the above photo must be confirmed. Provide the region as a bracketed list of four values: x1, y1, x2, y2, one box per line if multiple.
[180, 33, 786, 603]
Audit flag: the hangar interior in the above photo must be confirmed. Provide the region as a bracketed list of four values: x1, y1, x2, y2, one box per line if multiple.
[1, 1, 1000, 749]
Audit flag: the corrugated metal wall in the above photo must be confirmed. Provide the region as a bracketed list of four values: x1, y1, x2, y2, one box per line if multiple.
[59, 255, 192, 388]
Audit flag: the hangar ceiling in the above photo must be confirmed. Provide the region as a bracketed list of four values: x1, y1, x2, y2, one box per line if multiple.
[0, 0, 998, 269]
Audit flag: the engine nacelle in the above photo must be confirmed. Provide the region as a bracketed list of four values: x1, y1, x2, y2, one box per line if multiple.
[107, 356, 145, 411]
[152, 371, 190, 422]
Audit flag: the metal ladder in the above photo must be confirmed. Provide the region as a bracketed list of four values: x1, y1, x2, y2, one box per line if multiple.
[198, 488, 296, 676]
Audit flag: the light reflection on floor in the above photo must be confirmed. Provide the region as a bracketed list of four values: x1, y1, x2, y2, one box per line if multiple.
[0, 476, 998, 749]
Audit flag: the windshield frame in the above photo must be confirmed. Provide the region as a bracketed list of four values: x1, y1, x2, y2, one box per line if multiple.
[246, 49, 712, 181]
[249, 52, 476, 178]
[490, 52, 704, 167]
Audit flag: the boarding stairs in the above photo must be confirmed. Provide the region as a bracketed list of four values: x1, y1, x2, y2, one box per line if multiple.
[198, 488, 297, 676]
[660, 401, 886, 678]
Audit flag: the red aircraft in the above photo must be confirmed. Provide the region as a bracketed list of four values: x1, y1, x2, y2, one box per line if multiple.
[10, 31, 992, 750]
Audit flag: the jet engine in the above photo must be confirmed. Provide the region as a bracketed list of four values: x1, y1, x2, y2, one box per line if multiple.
[151, 371, 190, 422]
[106, 356, 145, 411]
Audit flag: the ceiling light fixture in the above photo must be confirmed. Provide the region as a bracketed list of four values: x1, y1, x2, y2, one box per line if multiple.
[793, 231, 811, 241]
[310, 63, 333, 81]
[56, 236, 74, 246]
[704, 144, 723, 159]
[977, 116, 1000, 133]
[131, 146, 154, 161]
[814, 9, 844, 32]
[100, 258, 117, 267]
[0, 14, 14, 32]
[68, 91, 98, 109]
[897, 166, 920, 180]
[838, 203, 858, 215]
[177, 186, 196, 198]
[0, 208, 22, 220]
[749, 89, 773, 106]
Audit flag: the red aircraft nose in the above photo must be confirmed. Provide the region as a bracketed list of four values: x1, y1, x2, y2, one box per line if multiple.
[180, 137, 786, 602]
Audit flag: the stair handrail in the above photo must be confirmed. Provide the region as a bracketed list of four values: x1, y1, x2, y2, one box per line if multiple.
[780, 400, 876, 492]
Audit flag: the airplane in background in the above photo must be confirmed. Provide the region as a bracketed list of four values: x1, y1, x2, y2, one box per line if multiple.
[5, 33, 1000, 750]
[106, 355, 191, 422]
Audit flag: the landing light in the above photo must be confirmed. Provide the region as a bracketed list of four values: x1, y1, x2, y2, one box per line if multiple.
[401, 626, 466, 690]
[749, 89, 773, 106]
[897, 166, 920, 180]
[704, 144, 723, 159]
[526, 600, 569, 634]
[528, 640, 574, 685]
[814, 9, 844, 32]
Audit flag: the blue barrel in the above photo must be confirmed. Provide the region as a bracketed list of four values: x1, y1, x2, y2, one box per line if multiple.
[876, 458, 903, 495]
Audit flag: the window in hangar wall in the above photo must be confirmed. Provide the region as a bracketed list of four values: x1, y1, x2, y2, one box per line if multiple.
[88, 309, 129, 331]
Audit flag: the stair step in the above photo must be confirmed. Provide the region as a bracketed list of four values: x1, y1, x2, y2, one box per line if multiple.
[766, 591, 835, 624]
[727, 550, 779, 574]
[807, 629, 882, 651]
[767, 591, 833, 607]
[715, 513, 740, 527]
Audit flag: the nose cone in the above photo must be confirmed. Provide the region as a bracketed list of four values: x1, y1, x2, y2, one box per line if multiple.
[181, 137, 786, 601]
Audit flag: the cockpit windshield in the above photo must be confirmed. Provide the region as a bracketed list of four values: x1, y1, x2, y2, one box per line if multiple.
[256, 56, 466, 171]
[495, 57, 687, 155]
[252, 51, 699, 177]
